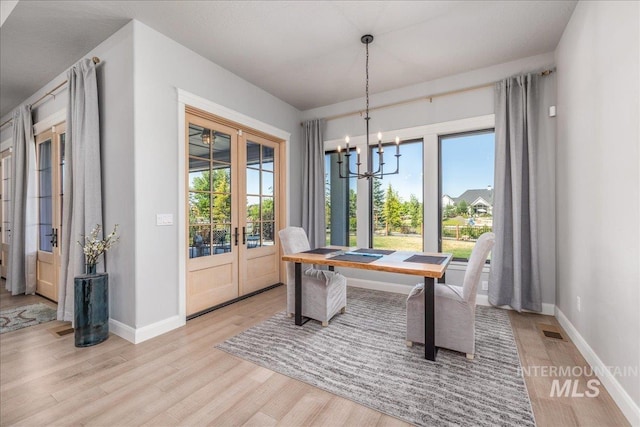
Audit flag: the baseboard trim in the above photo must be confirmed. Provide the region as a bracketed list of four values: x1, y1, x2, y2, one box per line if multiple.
[108, 318, 136, 343]
[475, 295, 556, 316]
[555, 307, 640, 426]
[109, 315, 185, 344]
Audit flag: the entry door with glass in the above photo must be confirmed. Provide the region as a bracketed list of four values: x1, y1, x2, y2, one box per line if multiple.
[239, 133, 280, 295]
[186, 115, 239, 315]
[35, 123, 65, 301]
[186, 111, 282, 317]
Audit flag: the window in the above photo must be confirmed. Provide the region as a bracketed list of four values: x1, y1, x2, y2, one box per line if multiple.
[325, 149, 357, 246]
[323, 115, 494, 261]
[439, 130, 495, 261]
[370, 139, 423, 251]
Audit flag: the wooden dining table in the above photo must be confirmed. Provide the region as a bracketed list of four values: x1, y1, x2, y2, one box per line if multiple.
[281, 247, 453, 361]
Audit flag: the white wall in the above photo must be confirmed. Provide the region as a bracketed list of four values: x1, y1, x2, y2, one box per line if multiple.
[555, 0, 640, 420]
[302, 53, 557, 307]
[131, 21, 301, 329]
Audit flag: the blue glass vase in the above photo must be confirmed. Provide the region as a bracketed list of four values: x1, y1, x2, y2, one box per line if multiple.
[74, 268, 109, 347]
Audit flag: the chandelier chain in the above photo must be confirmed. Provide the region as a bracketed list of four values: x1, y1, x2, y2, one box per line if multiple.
[365, 40, 369, 119]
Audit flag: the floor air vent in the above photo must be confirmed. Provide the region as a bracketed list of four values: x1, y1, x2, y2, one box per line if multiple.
[49, 324, 74, 337]
[537, 323, 567, 341]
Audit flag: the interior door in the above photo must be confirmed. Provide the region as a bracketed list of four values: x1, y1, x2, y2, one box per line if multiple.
[186, 114, 239, 315]
[0, 149, 8, 278]
[35, 124, 65, 301]
[239, 133, 280, 295]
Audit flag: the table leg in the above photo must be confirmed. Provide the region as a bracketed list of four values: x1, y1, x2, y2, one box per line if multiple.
[295, 262, 302, 326]
[424, 276, 437, 361]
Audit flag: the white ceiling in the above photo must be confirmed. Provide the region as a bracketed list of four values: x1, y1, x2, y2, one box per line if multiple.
[0, 0, 577, 118]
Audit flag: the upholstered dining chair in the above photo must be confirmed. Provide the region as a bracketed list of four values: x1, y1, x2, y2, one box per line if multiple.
[406, 232, 495, 359]
[279, 227, 347, 326]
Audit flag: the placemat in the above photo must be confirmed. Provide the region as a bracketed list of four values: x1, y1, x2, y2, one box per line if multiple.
[302, 248, 342, 255]
[353, 248, 395, 255]
[330, 254, 380, 264]
[403, 255, 447, 265]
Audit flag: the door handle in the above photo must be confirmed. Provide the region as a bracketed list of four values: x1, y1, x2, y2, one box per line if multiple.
[234, 227, 239, 246]
[242, 227, 246, 245]
[46, 228, 58, 247]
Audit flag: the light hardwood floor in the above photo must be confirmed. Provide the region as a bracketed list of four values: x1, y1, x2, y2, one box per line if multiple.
[0, 284, 629, 426]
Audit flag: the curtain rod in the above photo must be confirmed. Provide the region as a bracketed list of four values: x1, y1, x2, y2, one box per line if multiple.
[0, 56, 101, 130]
[301, 68, 554, 126]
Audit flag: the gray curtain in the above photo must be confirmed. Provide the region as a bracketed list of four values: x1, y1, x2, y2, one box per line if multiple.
[489, 74, 542, 312]
[58, 58, 103, 322]
[301, 119, 326, 248]
[6, 105, 37, 295]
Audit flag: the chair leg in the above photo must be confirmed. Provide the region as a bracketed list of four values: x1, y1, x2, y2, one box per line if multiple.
[321, 321, 328, 327]
[406, 340, 413, 347]
[340, 306, 346, 314]
[466, 353, 474, 360]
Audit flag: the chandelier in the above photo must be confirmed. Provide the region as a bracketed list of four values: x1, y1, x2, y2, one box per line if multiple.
[337, 34, 401, 180]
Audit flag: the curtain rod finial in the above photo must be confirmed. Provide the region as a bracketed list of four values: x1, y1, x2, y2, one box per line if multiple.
[92, 57, 101, 64]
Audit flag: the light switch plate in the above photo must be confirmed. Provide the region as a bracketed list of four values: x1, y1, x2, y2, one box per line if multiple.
[156, 214, 173, 226]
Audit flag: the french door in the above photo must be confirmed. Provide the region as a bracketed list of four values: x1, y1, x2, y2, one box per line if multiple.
[0, 149, 11, 278]
[35, 123, 65, 301]
[185, 110, 283, 316]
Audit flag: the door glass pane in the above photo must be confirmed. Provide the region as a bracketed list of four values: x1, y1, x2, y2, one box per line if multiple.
[262, 145, 274, 171]
[212, 225, 231, 254]
[246, 142, 260, 167]
[38, 141, 53, 252]
[212, 132, 231, 163]
[188, 124, 211, 160]
[246, 196, 260, 223]
[262, 196, 274, 221]
[262, 171, 274, 196]
[189, 158, 210, 191]
[247, 222, 260, 248]
[189, 191, 211, 224]
[212, 193, 231, 223]
[262, 222, 275, 246]
[371, 139, 423, 251]
[212, 164, 231, 192]
[189, 225, 211, 258]
[246, 168, 260, 195]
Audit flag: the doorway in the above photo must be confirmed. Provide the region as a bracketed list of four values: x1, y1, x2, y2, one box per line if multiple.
[35, 123, 66, 302]
[185, 109, 284, 316]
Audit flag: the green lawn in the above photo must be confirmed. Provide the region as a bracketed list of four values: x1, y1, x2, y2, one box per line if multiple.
[326, 232, 479, 260]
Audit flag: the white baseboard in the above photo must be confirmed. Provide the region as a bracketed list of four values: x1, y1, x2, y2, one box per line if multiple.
[555, 307, 640, 426]
[109, 318, 136, 343]
[475, 294, 556, 316]
[109, 315, 185, 344]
